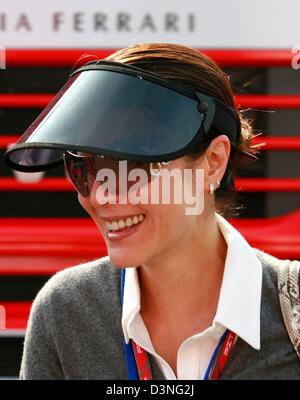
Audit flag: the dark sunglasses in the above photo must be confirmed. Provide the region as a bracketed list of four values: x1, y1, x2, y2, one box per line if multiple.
[63, 150, 171, 197]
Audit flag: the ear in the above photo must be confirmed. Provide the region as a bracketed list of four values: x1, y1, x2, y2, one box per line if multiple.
[205, 135, 231, 185]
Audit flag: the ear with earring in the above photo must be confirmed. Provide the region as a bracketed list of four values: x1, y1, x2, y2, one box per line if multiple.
[209, 180, 220, 194]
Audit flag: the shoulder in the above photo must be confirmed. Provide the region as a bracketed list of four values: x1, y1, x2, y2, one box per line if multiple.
[30, 256, 121, 322]
[21, 257, 124, 379]
[253, 248, 298, 277]
[38, 255, 120, 298]
[252, 248, 299, 298]
[48, 255, 120, 291]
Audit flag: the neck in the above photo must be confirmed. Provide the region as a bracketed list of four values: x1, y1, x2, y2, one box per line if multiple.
[139, 212, 227, 327]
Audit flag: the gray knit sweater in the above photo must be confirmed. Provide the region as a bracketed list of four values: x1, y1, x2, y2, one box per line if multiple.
[19, 250, 300, 380]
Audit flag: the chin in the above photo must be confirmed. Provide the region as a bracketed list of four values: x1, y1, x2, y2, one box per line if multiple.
[107, 250, 144, 268]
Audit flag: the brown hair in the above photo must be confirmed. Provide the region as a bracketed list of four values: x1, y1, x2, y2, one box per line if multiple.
[104, 43, 259, 215]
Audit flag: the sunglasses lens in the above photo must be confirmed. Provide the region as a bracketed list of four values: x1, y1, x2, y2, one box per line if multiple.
[64, 151, 162, 198]
[64, 152, 90, 197]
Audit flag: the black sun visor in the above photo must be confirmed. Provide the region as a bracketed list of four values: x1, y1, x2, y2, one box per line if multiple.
[4, 61, 240, 172]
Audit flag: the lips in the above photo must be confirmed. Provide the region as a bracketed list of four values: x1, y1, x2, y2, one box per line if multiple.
[106, 216, 145, 240]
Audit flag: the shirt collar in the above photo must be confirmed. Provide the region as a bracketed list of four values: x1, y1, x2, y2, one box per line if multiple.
[214, 213, 262, 350]
[121, 213, 262, 350]
[122, 266, 141, 344]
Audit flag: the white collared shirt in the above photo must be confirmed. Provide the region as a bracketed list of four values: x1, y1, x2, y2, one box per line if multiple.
[121, 213, 263, 380]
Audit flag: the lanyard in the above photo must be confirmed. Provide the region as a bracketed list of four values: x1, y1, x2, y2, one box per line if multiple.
[121, 269, 237, 380]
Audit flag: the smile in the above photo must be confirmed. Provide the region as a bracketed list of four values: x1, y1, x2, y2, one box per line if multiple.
[105, 214, 145, 232]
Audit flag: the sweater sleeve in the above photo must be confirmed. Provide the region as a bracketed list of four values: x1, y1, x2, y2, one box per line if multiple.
[19, 280, 65, 380]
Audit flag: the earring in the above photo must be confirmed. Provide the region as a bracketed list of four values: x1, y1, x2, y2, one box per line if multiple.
[209, 180, 221, 194]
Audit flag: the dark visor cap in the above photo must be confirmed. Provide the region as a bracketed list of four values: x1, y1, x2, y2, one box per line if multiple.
[4, 60, 240, 173]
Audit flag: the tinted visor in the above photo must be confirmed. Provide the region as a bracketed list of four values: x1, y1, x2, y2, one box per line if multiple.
[4, 62, 239, 172]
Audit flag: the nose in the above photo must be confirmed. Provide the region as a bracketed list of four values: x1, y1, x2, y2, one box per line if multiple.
[88, 177, 112, 208]
[88, 174, 129, 208]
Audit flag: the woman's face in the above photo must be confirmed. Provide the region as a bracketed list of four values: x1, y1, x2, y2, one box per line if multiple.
[77, 135, 229, 268]
[78, 155, 209, 268]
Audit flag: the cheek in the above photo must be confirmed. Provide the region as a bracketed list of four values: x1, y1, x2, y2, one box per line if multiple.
[77, 193, 96, 218]
[151, 204, 189, 241]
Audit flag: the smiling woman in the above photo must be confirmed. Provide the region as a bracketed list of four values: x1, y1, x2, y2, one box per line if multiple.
[5, 43, 300, 380]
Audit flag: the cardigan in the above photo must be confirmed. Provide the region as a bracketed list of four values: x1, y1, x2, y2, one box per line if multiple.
[19, 250, 300, 380]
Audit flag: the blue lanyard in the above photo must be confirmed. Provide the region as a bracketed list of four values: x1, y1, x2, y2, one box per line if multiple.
[121, 268, 233, 380]
[121, 269, 139, 380]
[203, 329, 229, 380]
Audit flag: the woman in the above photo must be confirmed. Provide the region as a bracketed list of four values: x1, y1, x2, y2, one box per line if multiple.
[5, 43, 300, 379]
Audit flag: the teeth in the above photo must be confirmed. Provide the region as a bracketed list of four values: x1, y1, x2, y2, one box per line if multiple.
[111, 221, 118, 230]
[106, 214, 145, 231]
[118, 220, 125, 229]
[125, 217, 133, 227]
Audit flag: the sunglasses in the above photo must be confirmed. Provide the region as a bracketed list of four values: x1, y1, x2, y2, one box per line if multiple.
[63, 150, 171, 197]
